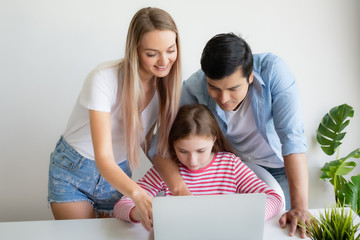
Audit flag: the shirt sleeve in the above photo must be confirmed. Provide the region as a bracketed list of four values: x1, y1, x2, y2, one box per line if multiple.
[79, 68, 117, 112]
[233, 157, 284, 220]
[113, 196, 138, 223]
[180, 69, 208, 106]
[113, 167, 165, 222]
[265, 55, 307, 155]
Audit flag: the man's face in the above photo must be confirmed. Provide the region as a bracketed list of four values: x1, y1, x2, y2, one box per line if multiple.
[206, 68, 253, 111]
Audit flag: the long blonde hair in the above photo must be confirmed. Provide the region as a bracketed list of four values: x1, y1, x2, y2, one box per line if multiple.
[120, 7, 182, 168]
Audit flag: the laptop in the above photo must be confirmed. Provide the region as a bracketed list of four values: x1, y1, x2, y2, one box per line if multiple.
[152, 193, 266, 240]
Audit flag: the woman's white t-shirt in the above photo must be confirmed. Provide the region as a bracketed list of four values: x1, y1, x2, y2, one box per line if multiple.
[62, 60, 159, 164]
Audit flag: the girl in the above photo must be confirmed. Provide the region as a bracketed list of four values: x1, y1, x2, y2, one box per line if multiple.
[113, 104, 284, 230]
[48, 7, 182, 227]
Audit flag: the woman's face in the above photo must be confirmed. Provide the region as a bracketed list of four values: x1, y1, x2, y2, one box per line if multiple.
[138, 30, 177, 81]
[173, 135, 215, 171]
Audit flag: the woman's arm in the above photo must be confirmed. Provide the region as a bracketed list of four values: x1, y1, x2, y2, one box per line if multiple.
[152, 154, 192, 196]
[89, 110, 153, 230]
[114, 167, 165, 225]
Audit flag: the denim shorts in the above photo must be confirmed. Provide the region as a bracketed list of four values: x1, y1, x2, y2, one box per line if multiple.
[48, 137, 132, 213]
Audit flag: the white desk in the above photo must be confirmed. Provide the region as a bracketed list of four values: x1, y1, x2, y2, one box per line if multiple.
[0, 209, 357, 240]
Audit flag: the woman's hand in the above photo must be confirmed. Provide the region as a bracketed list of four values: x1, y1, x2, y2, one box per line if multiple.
[131, 190, 153, 231]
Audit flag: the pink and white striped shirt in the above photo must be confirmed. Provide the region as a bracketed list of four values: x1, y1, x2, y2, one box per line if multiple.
[113, 152, 284, 222]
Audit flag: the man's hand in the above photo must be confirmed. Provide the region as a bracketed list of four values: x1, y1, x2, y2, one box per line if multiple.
[279, 208, 310, 238]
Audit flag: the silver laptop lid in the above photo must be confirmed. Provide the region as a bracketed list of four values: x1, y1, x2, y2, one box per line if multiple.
[152, 193, 266, 240]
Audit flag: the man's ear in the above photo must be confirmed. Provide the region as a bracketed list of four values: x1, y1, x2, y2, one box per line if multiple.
[248, 71, 254, 84]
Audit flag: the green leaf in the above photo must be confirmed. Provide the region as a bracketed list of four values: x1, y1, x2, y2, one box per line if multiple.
[329, 104, 354, 125]
[320, 148, 360, 180]
[321, 114, 338, 131]
[320, 145, 341, 156]
[329, 176, 347, 188]
[338, 120, 350, 133]
[298, 206, 360, 239]
[335, 161, 356, 176]
[321, 162, 332, 180]
[316, 104, 354, 156]
[318, 122, 339, 140]
[338, 175, 360, 215]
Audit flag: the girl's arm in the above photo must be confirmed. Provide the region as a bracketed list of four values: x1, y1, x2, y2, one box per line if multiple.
[234, 159, 284, 221]
[89, 110, 153, 230]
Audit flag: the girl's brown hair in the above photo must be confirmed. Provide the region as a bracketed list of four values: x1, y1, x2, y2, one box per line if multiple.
[168, 104, 235, 159]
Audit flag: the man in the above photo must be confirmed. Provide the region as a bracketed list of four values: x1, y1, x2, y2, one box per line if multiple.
[153, 33, 309, 238]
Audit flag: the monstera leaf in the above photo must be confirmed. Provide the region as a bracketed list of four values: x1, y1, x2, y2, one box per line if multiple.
[320, 148, 360, 181]
[316, 103, 360, 216]
[338, 175, 360, 215]
[320, 148, 360, 199]
[317, 104, 354, 155]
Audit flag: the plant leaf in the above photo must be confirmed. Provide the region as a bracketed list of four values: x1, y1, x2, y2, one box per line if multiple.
[338, 175, 360, 215]
[320, 148, 360, 181]
[335, 161, 356, 176]
[329, 104, 354, 126]
[316, 104, 354, 156]
[300, 206, 360, 239]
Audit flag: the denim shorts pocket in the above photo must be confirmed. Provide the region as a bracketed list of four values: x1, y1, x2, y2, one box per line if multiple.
[50, 142, 84, 172]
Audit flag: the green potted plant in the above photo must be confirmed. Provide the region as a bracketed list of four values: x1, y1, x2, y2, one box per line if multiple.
[316, 103, 360, 215]
[299, 206, 360, 240]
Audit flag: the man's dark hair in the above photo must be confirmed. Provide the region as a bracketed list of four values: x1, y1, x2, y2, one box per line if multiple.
[200, 33, 253, 81]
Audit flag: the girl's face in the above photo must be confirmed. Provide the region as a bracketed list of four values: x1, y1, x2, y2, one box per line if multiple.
[173, 135, 215, 171]
[138, 30, 177, 81]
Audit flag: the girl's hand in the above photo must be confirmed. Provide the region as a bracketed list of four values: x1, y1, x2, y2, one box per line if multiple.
[131, 190, 153, 231]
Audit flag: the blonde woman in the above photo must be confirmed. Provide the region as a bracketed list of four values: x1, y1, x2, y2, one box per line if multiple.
[48, 7, 182, 227]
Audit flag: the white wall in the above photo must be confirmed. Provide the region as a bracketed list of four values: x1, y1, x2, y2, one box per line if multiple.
[1, 0, 359, 222]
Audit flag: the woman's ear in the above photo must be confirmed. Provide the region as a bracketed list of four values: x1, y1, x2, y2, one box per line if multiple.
[213, 136, 217, 143]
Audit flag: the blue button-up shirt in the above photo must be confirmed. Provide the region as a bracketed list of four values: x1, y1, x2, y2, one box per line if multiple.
[180, 53, 307, 164]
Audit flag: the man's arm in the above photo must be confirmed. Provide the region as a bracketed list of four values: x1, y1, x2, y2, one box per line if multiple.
[279, 153, 310, 239]
[152, 154, 192, 196]
[261, 54, 309, 237]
